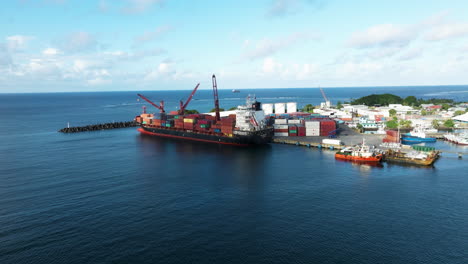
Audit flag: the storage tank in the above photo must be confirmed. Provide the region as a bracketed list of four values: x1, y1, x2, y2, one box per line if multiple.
[286, 102, 297, 113]
[262, 103, 274, 115]
[274, 103, 286, 114]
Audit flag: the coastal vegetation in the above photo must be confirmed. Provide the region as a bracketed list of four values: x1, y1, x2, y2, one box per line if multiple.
[350, 94, 455, 107]
[184, 109, 199, 114]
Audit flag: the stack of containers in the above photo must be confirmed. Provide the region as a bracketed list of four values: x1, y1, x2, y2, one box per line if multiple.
[174, 115, 184, 129]
[220, 117, 235, 135]
[320, 120, 336, 136]
[288, 124, 297, 136]
[383, 130, 399, 143]
[183, 117, 196, 130]
[297, 125, 306, 136]
[305, 121, 320, 136]
[274, 118, 288, 125]
[165, 119, 174, 128]
[273, 124, 288, 136]
[287, 119, 303, 125]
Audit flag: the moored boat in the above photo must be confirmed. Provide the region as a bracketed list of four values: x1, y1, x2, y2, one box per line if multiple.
[384, 146, 440, 166]
[443, 132, 468, 145]
[401, 126, 436, 143]
[335, 139, 383, 163]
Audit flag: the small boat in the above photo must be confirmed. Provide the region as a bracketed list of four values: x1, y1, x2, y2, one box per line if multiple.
[232, 89, 240, 93]
[401, 126, 436, 143]
[335, 139, 383, 163]
[444, 132, 468, 145]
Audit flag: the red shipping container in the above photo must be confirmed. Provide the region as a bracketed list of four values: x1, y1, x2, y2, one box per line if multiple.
[274, 129, 289, 133]
[289, 133, 297, 137]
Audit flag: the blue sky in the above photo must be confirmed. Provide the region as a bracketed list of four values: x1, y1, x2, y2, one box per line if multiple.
[1, 0, 468, 92]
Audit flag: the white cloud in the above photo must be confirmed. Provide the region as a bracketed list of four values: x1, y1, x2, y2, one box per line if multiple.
[266, 0, 327, 17]
[348, 24, 416, 48]
[262, 57, 282, 73]
[425, 23, 468, 41]
[122, 0, 164, 14]
[0, 43, 13, 67]
[399, 47, 423, 61]
[6, 35, 33, 52]
[42, 48, 61, 56]
[260, 57, 318, 80]
[134, 25, 172, 45]
[242, 32, 319, 61]
[61, 32, 97, 53]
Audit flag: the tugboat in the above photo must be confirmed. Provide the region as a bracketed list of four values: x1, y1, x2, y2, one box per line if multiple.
[401, 125, 436, 143]
[335, 139, 383, 163]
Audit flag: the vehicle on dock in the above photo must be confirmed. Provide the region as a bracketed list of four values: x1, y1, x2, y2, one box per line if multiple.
[135, 75, 273, 146]
[335, 139, 383, 163]
[383, 146, 440, 166]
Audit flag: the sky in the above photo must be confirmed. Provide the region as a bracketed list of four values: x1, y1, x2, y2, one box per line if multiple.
[1, 0, 468, 93]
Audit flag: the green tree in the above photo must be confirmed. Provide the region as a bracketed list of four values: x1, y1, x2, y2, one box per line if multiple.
[351, 93, 403, 106]
[399, 120, 412, 128]
[228, 106, 237, 111]
[421, 109, 427, 116]
[184, 109, 199, 114]
[356, 124, 363, 133]
[210, 108, 225, 112]
[302, 104, 315, 113]
[442, 103, 450, 110]
[336, 101, 343, 109]
[403, 96, 418, 106]
[432, 119, 440, 129]
[386, 120, 399, 129]
[454, 110, 465, 116]
[444, 119, 455, 128]
[389, 109, 397, 116]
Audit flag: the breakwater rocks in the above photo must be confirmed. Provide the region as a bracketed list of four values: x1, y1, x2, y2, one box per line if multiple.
[59, 121, 138, 133]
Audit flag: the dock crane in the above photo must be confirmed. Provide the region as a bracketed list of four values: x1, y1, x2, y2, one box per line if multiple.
[212, 74, 221, 121]
[137, 94, 165, 113]
[319, 86, 331, 108]
[178, 83, 200, 115]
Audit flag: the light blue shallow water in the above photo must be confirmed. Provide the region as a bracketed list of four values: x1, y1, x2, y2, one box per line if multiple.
[0, 86, 467, 264]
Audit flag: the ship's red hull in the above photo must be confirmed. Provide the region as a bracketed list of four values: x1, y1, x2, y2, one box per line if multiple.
[335, 153, 383, 163]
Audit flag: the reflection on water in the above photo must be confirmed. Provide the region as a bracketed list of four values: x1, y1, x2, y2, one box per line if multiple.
[136, 134, 273, 190]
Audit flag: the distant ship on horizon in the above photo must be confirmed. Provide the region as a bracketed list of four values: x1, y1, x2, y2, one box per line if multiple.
[232, 89, 240, 93]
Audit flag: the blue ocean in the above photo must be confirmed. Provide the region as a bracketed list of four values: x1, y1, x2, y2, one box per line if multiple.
[1, 85, 468, 264]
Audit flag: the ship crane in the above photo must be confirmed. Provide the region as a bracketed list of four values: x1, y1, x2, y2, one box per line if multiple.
[137, 94, 165, 113]
[212, 74, 221, 121]
[178, 83, 200, 115]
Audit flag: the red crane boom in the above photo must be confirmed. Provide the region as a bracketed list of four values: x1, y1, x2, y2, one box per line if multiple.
[179, 83, 200, 115]
[212, 74, 220, 121]
[137, 94, 165, 113]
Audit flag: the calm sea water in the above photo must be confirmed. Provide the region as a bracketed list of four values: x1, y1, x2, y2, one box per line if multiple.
[1, 86, 467, 264]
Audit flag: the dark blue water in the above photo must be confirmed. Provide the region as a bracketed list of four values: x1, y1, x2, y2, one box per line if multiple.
[1, 86, 468, 264]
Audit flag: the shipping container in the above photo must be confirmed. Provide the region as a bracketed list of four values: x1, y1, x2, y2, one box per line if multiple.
[287, 119, 302, 124]
[274, 119, 288, 125]
[274, 129, 289, 133]
[305, 121, 320, 128]
[274, 132, 289, 137]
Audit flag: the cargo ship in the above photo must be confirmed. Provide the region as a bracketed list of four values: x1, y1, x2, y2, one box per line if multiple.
[135, 75, 273, 146]
[335, 139, 383, 163]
